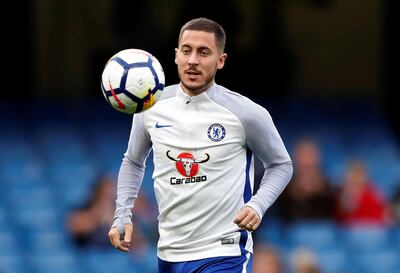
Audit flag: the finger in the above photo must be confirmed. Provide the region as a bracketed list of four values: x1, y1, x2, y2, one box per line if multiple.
[240, 207, 261, 226]
[108, 234, 115, 246]
[237, 214, 254, 229]
[124, 224, 133, 243]
[108, 227, 118, 245]
[108, 228, 122, 248]
[118, 243, 130, 252]
[251, 220, 260, 231]
[245, 219, 259, 231]
[244, 214, 261, 231]
[115, 237, 129, 252]
[233, 209, 247, 224]
[237, 211, 260, 230]
[122, 224, 133, 249]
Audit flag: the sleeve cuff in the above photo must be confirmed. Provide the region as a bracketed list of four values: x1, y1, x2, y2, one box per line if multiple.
[245, 200, 264, 221]
[112, 217, 132, 236]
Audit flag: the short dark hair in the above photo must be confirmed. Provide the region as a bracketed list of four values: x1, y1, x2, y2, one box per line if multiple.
[178, 18, 226, 53]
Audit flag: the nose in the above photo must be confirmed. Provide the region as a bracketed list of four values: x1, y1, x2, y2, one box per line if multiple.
[188, 52, 199, 65]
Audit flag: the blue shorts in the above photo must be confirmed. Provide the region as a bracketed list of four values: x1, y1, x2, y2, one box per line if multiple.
[158, 252, 253, 273]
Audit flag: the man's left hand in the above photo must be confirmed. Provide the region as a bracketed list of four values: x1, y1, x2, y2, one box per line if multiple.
[233, 206, 261, 231]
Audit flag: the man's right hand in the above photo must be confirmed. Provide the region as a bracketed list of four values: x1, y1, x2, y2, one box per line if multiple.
[108, 224, 133, 252]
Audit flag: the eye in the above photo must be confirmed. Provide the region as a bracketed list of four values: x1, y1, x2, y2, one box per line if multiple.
[200, 50, 210, 56]
[181, 48, 191, 55]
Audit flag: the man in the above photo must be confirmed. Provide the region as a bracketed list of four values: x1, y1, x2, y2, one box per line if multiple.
[108, 17, 293, 273]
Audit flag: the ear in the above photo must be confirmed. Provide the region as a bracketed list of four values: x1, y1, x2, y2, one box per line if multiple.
[217, 53, 227, 70]
[174, 48, 178, 65]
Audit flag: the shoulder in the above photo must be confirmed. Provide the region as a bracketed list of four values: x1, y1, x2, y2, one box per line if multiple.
[141, 84, 179, 122]
[159, 84, 179, 101]
[143, 84, 178, 117]
[211, 84, 271, 123]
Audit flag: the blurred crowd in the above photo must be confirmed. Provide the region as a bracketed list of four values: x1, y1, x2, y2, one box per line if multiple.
[64, 136, 400, 273]
[277, 138, 393, 225]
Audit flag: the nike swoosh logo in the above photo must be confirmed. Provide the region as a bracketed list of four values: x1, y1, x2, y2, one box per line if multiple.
[155, 122, 173, 128]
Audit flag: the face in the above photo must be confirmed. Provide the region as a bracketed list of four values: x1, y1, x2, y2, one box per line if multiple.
[253, 250, 283, 273]
[175, 30, 227, 95]
[294, 141, 321, 170]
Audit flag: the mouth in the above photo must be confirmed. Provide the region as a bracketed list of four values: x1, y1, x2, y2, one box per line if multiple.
[186, 70, 201, 75]
[185, 69, 201, 80]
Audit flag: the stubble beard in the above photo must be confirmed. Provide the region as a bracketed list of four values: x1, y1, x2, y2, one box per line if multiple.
[178, 68, 216, 96]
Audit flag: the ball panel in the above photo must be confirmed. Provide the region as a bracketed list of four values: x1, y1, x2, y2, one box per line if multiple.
[100, 81, 109, 102]
[125, 67, 155, 99]
[116, 49, 150, 64]
[150, 56, 165, 85]
[108, 94, 138, 114]
[101, 61, 124, 90]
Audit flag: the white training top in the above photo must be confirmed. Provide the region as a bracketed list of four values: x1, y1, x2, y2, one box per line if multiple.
[112, 83, 293, 262]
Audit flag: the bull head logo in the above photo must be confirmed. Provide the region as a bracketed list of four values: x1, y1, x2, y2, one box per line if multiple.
[166, 150, 210, 177]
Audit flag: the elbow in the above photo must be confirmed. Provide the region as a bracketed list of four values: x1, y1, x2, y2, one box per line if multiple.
[286, 160, 293, 173]
[265, 160, 293, 184]
[286, 160, 294, 182]
[122, 153, 146, 169]
[275, 160, 293, 183]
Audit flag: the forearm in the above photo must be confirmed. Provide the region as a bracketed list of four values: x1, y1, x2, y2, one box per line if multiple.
[112, 156, 146, 230]
[246, 161, 293, 219]
[112, 111, 152, 232]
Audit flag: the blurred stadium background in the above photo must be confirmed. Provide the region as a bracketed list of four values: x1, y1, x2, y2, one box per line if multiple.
[1, 1, 399, 273]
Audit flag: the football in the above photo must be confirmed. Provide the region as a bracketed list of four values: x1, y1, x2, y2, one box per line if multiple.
[101, 49, 165, 114]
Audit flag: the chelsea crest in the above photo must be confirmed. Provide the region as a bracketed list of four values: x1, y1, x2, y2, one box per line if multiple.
[207, 123, 226, 142]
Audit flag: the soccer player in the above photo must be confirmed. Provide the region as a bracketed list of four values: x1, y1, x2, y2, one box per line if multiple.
[108, 17, 293, 273]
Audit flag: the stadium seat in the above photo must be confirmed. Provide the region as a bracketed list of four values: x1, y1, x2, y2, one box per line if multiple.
[130, 245, 159, 273]
[0, 231, 21, 256]
[286, 220, 338, 251]
[341, 225, 391, 252]
[82, 249, 142, 273]
[59, 188, 93, 211]
[394, 227, 400, 252]
[6, 186, 56, 210]
[0, 255, 27, 273]
[0, 153, 45, 188]
[0, 206, 6, 226]
[13, 206, 61, 232]
[352, 249, 400, 273]
[48, 162, 98, 186]
[28, 230, 74, 254]
[255, 219, 285, 247]
[29, 251, 83, 273]
[316, 247, 348, 273]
